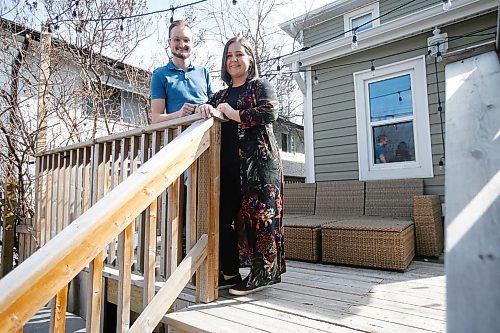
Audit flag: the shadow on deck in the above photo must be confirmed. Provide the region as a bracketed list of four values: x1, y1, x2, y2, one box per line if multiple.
[164, 260, 446, 333]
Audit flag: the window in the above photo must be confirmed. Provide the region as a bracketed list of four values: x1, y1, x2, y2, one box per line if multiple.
[353, 56, 433, 180]
[85, 83, 148, 126]
[344, 3, 380, 36]
[281, 133, 295, 153]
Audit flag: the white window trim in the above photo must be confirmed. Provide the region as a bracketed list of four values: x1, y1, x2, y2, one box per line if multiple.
[353, 55, 434, 181]
[344, 2, 380, 37]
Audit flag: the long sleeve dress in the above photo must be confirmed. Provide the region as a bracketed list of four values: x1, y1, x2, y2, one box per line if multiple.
[209, 78, 286, 287]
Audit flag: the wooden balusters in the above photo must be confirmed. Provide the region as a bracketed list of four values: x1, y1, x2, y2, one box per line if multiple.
[49, 284, 68, 333]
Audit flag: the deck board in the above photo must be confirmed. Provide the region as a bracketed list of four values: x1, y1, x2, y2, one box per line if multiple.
[164, 260, 446, 333]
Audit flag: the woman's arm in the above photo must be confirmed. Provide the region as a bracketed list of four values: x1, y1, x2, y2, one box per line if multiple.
[239, 79, 279, 129]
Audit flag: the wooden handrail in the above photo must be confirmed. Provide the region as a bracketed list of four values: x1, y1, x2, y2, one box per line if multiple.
[0, 117, 218, 332]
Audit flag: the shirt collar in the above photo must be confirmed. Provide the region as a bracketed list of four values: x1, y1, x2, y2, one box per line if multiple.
[166, 59, 195, 71]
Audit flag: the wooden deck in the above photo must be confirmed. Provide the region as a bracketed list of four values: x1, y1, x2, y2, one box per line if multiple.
[164, 260, 446, 333]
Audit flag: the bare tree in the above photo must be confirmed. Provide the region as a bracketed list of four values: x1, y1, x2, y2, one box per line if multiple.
[0, 0, 152, 262]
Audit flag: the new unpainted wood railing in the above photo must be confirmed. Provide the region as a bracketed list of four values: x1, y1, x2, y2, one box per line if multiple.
[0, 113, 224, 333]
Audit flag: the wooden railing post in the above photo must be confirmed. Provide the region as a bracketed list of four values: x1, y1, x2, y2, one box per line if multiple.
[116, 224, 133, 333]
[196, 120, 220, 303]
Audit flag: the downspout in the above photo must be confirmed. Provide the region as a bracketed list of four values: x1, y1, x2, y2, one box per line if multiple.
[291, 61, 315, 183]
[303, 66, 315, 183]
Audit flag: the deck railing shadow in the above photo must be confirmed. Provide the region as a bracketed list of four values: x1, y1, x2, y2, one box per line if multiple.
[0, 113, 225, 333]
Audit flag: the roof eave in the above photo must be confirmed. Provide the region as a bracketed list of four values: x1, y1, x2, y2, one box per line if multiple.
[282, 0, 497, 67]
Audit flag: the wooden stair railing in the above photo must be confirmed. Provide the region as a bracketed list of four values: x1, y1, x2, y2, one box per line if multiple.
[0, 114, 223, 333]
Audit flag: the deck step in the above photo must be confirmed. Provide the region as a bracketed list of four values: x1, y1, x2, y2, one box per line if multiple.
[24, 306, 86, 333]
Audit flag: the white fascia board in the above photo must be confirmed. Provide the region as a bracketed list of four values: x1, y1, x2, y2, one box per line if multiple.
[282, 0, 497, 67]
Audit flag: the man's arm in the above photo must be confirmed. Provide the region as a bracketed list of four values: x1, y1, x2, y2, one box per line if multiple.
[151, 99, 196, 124]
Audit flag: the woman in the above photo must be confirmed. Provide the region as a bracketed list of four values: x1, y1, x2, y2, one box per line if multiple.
[197, 36, 285, 296]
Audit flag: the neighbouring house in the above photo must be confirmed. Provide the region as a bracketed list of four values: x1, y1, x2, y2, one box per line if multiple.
[274, 117, 306, 183]
[279, 0, 498, 203]
[0, 17, 150, 154]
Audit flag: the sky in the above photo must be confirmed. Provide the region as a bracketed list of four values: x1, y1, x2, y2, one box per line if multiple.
[1, 0, 334, 70]
[128, 0, 335, 70]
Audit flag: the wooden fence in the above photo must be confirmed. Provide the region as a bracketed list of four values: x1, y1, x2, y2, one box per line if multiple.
[0, 113, 224, 333]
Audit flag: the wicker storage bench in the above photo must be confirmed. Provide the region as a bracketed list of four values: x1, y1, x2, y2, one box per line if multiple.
[322, 217, 415, 271]
[284, 216, 334, 262]
[413, 195, 443, 257]
[283, 183, 316, 216]
[283, 181, 364, 262]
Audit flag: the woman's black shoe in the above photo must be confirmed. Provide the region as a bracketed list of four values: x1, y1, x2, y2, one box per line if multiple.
[229, 276, 281, 296]
[218, 273, 242, 290]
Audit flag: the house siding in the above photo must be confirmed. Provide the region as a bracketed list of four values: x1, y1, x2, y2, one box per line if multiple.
[379, 0, 437, 24]
[302, 0, 438, 48]
[303, 17, 344, 48]
[311, 12, 497, 199]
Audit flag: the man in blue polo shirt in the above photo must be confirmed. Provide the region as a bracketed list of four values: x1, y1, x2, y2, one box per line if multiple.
[150, 20, 213, 123]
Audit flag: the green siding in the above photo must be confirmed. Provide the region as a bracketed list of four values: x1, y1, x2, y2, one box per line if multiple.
[301, 0, 438, 48]
[303, 16, 344, 48]
[379, 0, 437, 24]
[311, 12, 497, 199]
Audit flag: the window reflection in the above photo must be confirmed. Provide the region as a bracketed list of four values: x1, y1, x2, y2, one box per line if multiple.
[369, 74, 413, 121]
[373, 122, 415, 164]
[352, 13, 373, 32]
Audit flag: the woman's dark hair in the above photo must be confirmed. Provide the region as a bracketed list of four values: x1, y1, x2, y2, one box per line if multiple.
[221, 36, 259, 86]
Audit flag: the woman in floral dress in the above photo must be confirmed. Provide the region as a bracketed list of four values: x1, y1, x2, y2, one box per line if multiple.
[196, 36, 285, 296]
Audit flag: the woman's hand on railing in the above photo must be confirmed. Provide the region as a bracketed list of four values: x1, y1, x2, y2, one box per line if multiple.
[195, 104, 215, 119]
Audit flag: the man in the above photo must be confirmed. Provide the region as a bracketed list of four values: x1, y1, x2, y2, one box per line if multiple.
[150, 20, 213, 123]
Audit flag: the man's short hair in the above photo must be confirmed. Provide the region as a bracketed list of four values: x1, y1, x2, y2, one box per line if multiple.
[377, 134, 387, 143]
[168, 20, 191, 38]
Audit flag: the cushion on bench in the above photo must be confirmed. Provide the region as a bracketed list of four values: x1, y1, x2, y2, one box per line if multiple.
[322, 217, 415, 271]
[315, 181, 364, 217]
[283, 183, 316, 215]
[365, 179, 423, 218]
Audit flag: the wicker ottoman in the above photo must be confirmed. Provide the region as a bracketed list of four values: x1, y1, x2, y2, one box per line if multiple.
[413, 195, 443, 257]
[284, 216, 333, 262]
[322, 217, 415, 271]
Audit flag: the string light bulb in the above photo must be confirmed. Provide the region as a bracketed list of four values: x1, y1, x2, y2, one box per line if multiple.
[442, 0, 452, 11]
[438, 156, 445, 171]
[351, 34, 358, 50]
[436, 50, 443, 62]
[313, 71, 319, 85]
[72, 0, 79, 17]
[232, 0, 237, 4]
[370, 60, 375, 72]
[120, 17, 124, 31]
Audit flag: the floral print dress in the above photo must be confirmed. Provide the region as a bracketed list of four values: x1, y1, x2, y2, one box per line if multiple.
[209, 78, 286, 287]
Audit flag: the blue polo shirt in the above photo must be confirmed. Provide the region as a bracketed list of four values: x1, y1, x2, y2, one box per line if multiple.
[150, 59, 213, 114]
